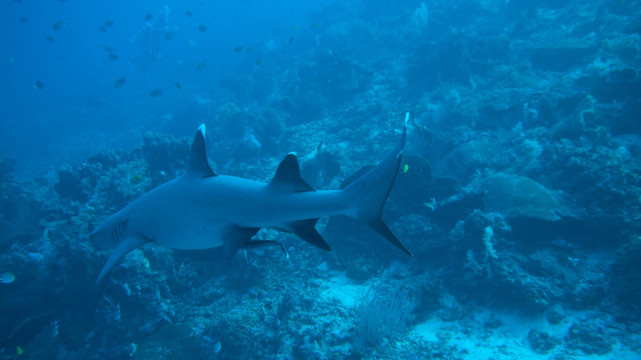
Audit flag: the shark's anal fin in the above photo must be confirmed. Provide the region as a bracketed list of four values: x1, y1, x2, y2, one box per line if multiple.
[96, 235, 146, 284]
[269, 153, 314, 193]
[186, 123, 216, 178]
[223, 225, 260, 258]
[286, 218, 331, 251]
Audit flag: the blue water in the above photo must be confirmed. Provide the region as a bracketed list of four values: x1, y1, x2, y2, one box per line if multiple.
[1, 0, 641, 359]
[1, 0, 328, 174]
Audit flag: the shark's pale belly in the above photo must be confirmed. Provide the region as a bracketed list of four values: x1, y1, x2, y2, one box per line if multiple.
[122, 175, 345, 250]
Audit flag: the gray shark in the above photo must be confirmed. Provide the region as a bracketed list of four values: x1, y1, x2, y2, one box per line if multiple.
[91, 123, 412, 283]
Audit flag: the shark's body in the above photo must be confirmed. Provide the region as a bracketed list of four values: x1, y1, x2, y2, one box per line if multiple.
[91, 124, 411, 283]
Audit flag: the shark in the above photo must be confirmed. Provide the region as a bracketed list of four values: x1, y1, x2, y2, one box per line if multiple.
[91, 121, 412, 284]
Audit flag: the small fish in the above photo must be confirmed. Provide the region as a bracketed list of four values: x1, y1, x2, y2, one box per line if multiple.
[233, 46, 244, 53]
[19, 17, 28, 24]
[101, 44, 113, 52]
[104, 20, 114, 27]
[212, 341, 221, 354]
[98, 26, 107, 32]
[1, 272, 15, 283]
[114, 77, 126, 88]
[310, 23, 319, 29]
[164, 33, 173, 41]
[144, 13, 153, 22]
[16, 346, 23, 356]
[198, 25, 207, 32]
[150, 89, 163, 98]
[50, 320, 59, 338]
[46, 36, 55, 43]
[52, 20, 67, 31]
[33, 80, 44, 90]
[108, 53, 118, 61]
[196, 62, 207, 71]
[288, 36, 294, 44]
[185, 10, 193, 17]
[175, 82, 181, 89]
[255, 58, 262, 66]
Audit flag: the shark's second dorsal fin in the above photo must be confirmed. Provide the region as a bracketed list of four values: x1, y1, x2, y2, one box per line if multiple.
[187, 124, 216, 178]
[269, 153, 315, 192]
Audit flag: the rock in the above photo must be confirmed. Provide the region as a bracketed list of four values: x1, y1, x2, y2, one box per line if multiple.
[87, 150, 124, 170]
[527, 329, 558, 354]
[610, 237, 641, 317]
[142, 132, 189, 179]
[133, 324, 202, 360]
[54, 168, 89, 202]
[0, 182, 42, 249]
[566, 321, 612, 355]
[433, 140, 500, 184]
[405, 41, 470, 95]
[296, 50, 373, 105]
[300, 144, 342, 189]
[530, 38, 596, 72]
[546, 307, 565, 325]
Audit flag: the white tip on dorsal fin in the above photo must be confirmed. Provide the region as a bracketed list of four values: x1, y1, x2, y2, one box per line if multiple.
[186, 123, 216, 178]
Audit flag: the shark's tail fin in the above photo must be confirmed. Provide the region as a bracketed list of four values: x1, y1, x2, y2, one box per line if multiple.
[342, 118, 413, 256]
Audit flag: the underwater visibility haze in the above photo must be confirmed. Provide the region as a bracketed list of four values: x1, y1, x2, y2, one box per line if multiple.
[1, 0, 641, 359]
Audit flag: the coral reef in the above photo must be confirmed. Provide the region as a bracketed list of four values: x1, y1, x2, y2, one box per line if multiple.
[2, 0, 641, 359]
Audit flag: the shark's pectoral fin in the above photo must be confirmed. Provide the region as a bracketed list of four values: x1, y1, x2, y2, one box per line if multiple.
[96, 235, 146, 284]
[286, 218, 332, 251]
[223, 225, 260, 258]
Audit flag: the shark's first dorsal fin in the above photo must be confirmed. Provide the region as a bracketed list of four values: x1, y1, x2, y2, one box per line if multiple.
[187, 124, 216, 178]
[269, 153, 315, 192]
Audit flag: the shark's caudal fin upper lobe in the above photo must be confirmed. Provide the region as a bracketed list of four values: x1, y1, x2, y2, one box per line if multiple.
[342, 127, 413, 256]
